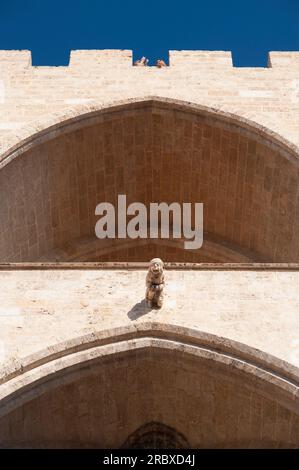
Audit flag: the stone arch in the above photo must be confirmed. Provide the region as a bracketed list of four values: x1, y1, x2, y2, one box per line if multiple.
[0, 324, 298, 448]
[0, 96, 299, 263]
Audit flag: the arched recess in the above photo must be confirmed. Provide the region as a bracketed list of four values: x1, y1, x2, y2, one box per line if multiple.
[0, 97, 299, 263]
[0, 323, 298, 449]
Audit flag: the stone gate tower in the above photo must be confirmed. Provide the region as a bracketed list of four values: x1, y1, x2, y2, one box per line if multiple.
[0, 50, 298, 448]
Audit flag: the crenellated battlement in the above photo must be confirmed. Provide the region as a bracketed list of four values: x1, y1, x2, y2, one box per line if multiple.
[1, 49, 299, 68]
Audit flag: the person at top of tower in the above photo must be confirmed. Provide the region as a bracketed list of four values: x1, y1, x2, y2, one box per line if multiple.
[133, 56, 149, 66]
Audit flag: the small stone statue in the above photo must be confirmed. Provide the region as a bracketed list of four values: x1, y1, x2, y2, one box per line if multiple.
[145, 258, 165, 308]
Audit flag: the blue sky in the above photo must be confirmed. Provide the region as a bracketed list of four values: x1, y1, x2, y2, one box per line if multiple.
[0, 0, 298, 66]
